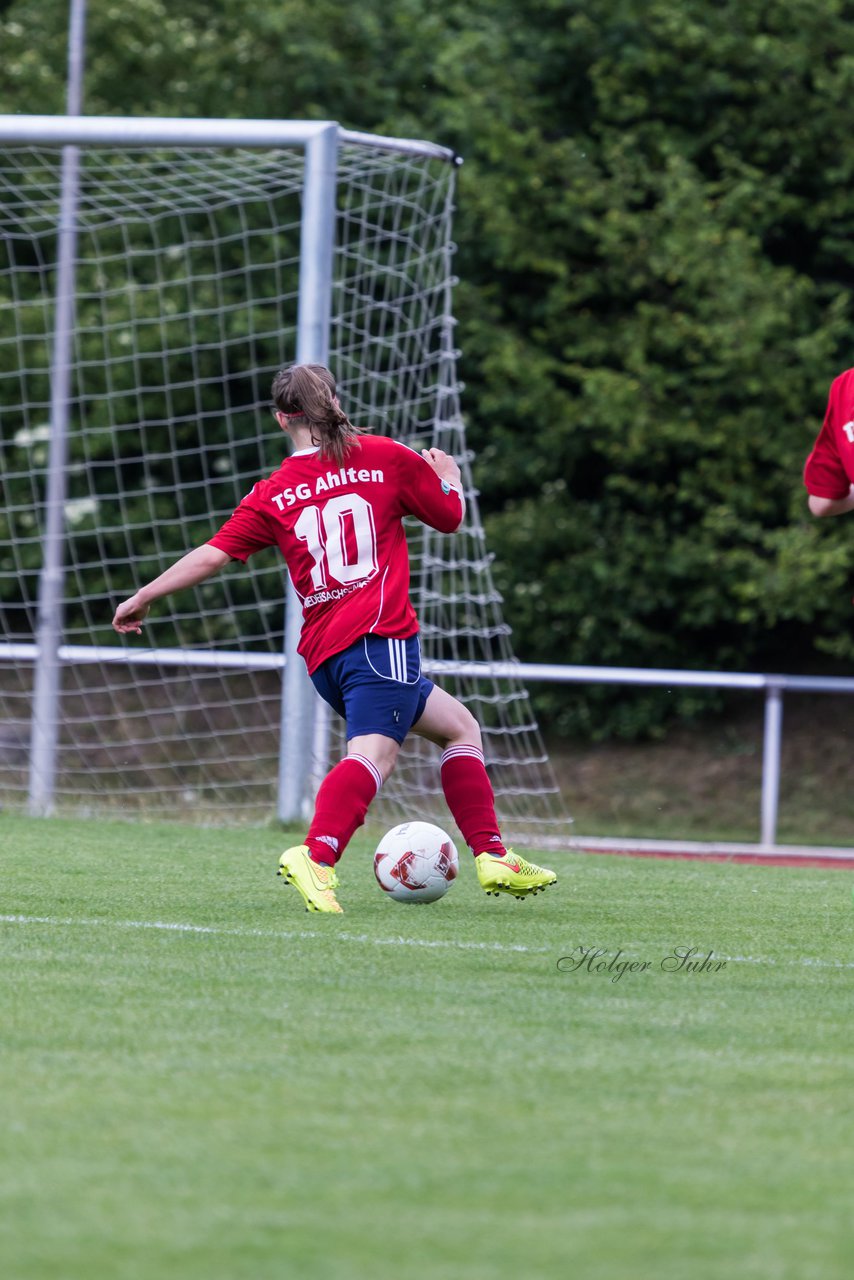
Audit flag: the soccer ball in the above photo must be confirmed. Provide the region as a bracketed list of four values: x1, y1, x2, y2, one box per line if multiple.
[373, 821, 459, 904]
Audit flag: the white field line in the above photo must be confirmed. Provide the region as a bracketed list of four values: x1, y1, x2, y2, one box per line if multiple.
[1, 914, 853, 969]
[726, 953, 854, 969]
[0, 913, 546, 954]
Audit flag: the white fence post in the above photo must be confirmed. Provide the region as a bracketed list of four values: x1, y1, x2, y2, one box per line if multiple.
[760, 682, 784, 848]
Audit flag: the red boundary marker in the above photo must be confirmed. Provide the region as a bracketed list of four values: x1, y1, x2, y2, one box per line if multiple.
[574, 845, 854, 871]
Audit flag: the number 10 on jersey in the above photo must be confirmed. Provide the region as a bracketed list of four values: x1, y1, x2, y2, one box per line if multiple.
[293, 494, 379, 589]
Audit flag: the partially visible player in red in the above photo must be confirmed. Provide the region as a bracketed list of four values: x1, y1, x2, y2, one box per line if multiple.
[804, 366, 854, 516]
[112, 363, 556, 913]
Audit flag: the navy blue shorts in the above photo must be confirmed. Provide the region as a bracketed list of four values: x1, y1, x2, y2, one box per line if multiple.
[310, 633, 434, 744]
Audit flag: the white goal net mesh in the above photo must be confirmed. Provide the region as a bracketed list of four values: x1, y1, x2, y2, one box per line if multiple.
[0, 136, 569, 844]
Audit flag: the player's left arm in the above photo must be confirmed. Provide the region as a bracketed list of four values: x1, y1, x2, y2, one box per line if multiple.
[112, 544, 231, 634]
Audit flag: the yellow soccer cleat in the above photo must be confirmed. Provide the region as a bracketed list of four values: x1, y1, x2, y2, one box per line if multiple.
[277, 844, 343, 914]
[475, 849, 557, 899]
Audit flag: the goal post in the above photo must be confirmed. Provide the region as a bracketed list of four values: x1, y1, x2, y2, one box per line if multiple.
[278, 123, 337, 824]
[0, 113, 570, 844]
[8, 116, 343, 822]
[27, 134, 81, 817]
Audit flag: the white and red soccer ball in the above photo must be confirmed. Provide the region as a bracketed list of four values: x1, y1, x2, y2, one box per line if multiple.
[373, 821, 459, 904]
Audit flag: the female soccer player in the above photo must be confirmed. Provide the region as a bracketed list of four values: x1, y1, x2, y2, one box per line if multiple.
[112, 363, 556, 914]
[803, 365, 854, 516]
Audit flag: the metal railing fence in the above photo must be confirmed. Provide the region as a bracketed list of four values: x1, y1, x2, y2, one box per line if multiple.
[429, 660, 849, 849]
[3, 644, 851, 847]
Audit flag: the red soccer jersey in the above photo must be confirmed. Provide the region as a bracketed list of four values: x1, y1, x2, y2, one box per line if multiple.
[208, 435, 464, 673]
[804, 368, 854, 499]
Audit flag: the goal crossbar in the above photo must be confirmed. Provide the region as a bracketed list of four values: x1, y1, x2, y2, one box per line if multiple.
[0, 114, 456, 162]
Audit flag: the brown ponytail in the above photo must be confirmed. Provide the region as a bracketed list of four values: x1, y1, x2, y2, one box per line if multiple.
[271, 363, 366, 465]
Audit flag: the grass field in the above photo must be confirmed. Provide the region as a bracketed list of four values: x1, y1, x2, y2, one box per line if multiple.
[1, 814, 852, 1280]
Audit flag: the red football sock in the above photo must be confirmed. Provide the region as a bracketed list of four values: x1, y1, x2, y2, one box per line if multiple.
[440, 745, 507, 858]
[306, 754, 382, 865]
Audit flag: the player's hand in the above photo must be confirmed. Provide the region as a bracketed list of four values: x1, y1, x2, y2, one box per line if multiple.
[112, 593, 149, 635]
[421, 447, 461, 488]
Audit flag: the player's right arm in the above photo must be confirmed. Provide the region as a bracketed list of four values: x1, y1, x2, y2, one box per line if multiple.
[112, 544, 231, 634]
[807, 486, 854, 518]
[420, 447, 462, 490]
[394, 442, 465, 532]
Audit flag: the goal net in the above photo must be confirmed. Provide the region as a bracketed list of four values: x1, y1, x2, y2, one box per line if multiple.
[0, 123, 569, 845]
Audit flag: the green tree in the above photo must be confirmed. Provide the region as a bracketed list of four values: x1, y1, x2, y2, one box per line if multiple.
[4, 0, 854, 733]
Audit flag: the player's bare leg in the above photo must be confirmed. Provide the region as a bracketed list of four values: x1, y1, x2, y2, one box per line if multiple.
[346, 733, 400, 783]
